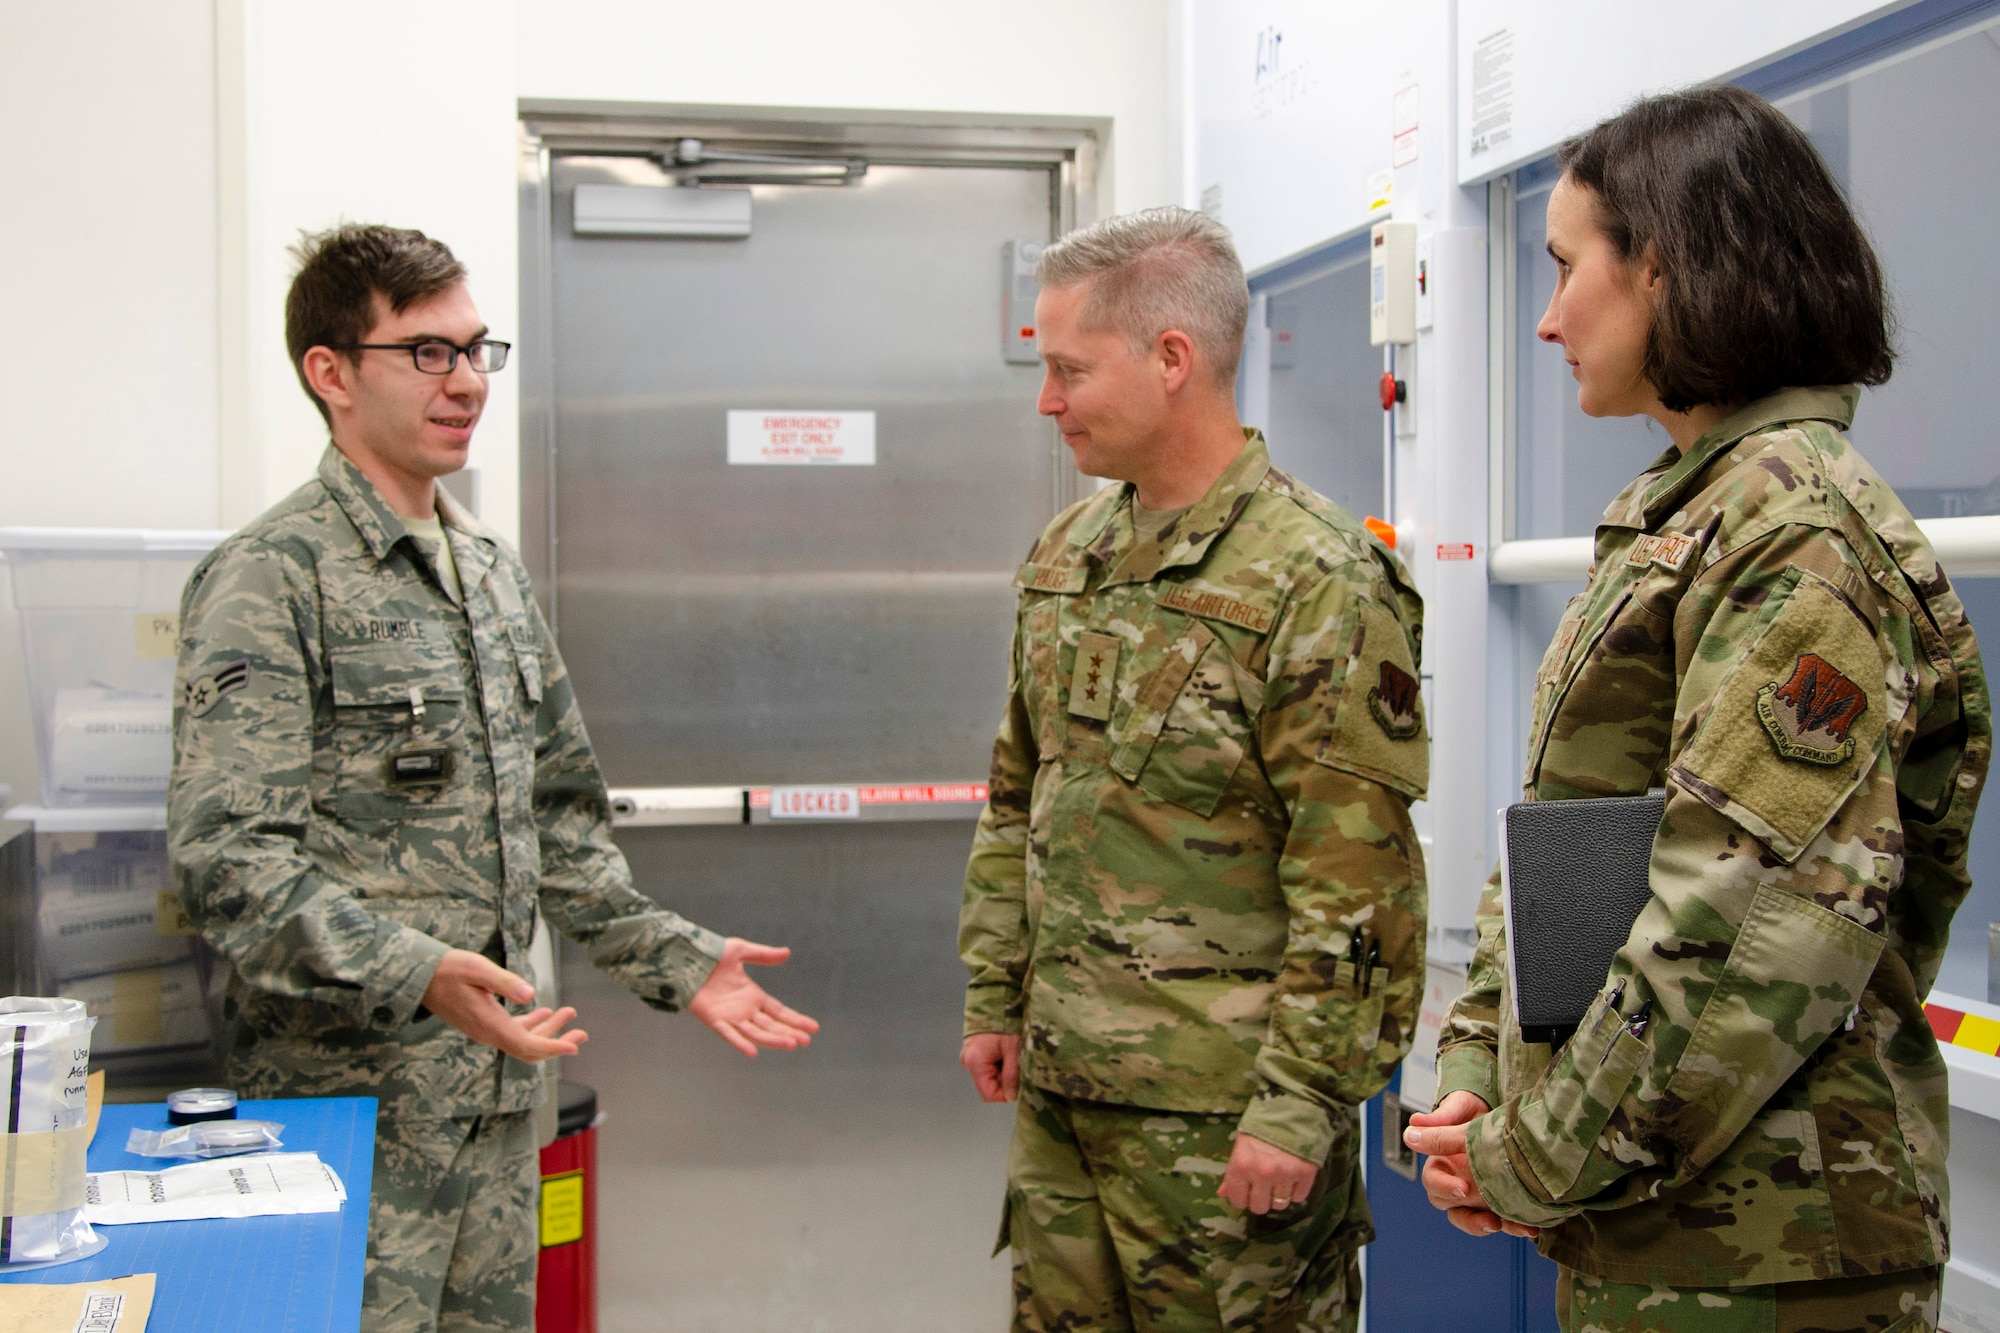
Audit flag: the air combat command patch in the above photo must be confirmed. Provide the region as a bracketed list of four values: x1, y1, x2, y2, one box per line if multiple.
[1368, 660, 1422, 741]
[183, 660, 249, 717]
[1757, 652, 1867, 765]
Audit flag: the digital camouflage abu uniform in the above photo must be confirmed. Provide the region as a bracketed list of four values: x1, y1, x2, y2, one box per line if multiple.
[170, 447, 726, 1332]
[961, 431, 1430, 1331]
[1436, 388, 1990, 1332]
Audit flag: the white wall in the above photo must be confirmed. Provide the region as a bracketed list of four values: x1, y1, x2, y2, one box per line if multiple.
[1185, 0, 1417, 273]
[0, 0, 220, 530]
[216, 0, 521, 538]
[516, 0, 1171, 214]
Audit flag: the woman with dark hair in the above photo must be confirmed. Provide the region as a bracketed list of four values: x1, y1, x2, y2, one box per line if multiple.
[1404, 86, 1990, 1331]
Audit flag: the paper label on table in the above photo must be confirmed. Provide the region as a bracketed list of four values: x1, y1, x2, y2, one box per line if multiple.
[72, 1290, 125, 1333]
[768, 786, 860, 819]
[85, 1151, 345, 1225]
[132, 613, 179, 661]
[0, 1274, 154, 1333]
[726, 411, 876, 465]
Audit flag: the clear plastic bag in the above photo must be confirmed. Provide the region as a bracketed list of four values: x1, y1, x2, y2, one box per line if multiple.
[0, 996, 98, 1267]
[125, 1120, 285, 1159]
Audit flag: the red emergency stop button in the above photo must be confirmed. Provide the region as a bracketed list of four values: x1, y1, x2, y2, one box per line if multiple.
[1378, 372, 1406, 411]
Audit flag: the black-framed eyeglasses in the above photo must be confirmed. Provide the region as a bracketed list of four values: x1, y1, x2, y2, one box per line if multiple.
[334, 338, 511, 374]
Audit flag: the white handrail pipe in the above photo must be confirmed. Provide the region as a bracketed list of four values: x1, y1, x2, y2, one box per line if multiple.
[1489, 516, 2000, 586]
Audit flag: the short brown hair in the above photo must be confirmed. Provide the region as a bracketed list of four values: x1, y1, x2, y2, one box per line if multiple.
[1036, 207, 1250, 388]
[285, 224, 466, 423]
[1557, 85, 1894, 413]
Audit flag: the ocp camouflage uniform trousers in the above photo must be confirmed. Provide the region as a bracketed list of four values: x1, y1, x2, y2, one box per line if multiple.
[961, 433, 1430, 1330]
[1007, 1085, 1364, 1333]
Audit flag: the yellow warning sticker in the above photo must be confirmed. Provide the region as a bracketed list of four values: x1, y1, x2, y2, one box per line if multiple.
[539, 1170, 585, 1247]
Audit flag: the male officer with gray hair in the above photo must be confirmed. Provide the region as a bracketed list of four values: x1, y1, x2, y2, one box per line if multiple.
[170, 223, 818, 1332]
[959, 205, 1430, 1330]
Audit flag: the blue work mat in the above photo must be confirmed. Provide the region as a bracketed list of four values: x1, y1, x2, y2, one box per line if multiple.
[0, 1096, 376, 1333]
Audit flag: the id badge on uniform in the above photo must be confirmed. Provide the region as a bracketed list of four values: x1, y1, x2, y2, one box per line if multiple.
[386, 743, 454, 786]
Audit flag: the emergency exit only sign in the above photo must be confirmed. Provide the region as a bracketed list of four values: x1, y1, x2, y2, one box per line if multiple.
[726, 410, 876, 465]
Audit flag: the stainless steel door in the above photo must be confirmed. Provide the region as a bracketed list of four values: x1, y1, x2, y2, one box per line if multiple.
[549, 155, 1058, 784]
[539, 148, 1062, 1330]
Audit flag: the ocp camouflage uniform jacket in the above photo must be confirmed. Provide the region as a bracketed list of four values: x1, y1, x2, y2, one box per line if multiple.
[169, 446, 725, 1122]
[961, 430, 1430, 1183]
[1437, 387, 1991, 1287]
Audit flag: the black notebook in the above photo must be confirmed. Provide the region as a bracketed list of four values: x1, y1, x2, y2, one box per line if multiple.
[1501, 795, 1665, 1046]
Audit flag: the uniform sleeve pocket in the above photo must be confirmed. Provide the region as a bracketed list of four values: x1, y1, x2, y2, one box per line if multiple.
[1511, 987, 1648, 1199]
[1664, 883, 1882, 1130]
[1670, 567, 1886, 863]
[1318, 598, 1428, 801]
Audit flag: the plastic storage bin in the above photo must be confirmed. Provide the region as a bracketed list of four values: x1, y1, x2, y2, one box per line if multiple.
[0, 527, 227, 808]
[3, 806, 221, 1087]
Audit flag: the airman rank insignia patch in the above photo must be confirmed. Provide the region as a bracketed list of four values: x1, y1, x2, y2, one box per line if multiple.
[183, 660, 249, 717]
[1367, 660, 1422, 740]
[1626, 532, 1696, 572]
[1067, 632, 1120, 722]
[1015, 563, 1087, 595]
[1758, 652, 1867, 765]
[1156, 585, 1275, 634]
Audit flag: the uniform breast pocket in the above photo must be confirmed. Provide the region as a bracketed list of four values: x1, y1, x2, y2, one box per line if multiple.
[1109, 620, 1254, 817]
[326, 642, 469, 820]
[1533, 587, 1677, 796]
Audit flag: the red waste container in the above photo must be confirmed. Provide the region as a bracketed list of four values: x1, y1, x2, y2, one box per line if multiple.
[535, 1080, 599, 1333]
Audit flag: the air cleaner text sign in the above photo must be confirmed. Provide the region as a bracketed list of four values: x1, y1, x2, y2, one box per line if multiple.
[727, 410, 876, 465]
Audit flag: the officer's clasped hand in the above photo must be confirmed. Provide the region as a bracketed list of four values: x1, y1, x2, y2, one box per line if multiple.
[1402, 1090, 1539, 1239]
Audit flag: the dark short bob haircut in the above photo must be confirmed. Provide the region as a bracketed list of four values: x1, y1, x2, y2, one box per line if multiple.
[286, 224, 467, 425]
[1557, 85, 1894, 414]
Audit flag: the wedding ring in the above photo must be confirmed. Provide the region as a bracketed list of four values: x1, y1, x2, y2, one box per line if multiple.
[1272, 1195, 1292, 1208]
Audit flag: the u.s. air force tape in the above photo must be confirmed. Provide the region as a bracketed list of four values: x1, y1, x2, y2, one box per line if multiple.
[1156, 585, 1274, 634]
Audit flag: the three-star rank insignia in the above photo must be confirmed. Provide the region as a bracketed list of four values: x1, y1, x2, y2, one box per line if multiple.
[183, 659, 250, 717]
[1757, 652, 1868, 765]
[1367, 660, 1422, 741]
[1067, 631, 1121, 722]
